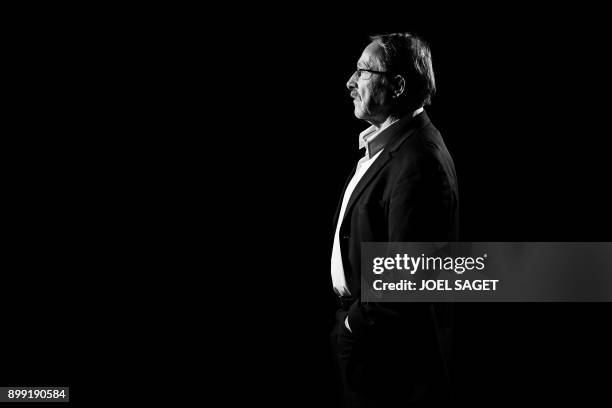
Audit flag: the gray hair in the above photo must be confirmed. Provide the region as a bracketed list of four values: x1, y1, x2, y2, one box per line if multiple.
[370, 32, 436, 107]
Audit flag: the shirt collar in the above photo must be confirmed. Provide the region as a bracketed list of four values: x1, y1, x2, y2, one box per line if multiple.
[358, 107, 424, 158]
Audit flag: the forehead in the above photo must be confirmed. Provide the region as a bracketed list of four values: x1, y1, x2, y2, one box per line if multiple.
[357, 41, 385, 68]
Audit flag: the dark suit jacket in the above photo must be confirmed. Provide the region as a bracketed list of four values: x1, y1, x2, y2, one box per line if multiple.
[333, 111, 459, 337]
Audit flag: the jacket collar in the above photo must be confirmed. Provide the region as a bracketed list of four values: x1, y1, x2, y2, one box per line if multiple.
[358, 108, 426, 158]
[386, 109, 430, 155]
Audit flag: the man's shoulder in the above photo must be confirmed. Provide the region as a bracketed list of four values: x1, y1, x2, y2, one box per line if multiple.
[390, 121, 443, 165]
[383, 120, 458, 188]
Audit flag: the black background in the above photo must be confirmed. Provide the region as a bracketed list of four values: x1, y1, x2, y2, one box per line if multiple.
[3, 5, 612, 406]
[234, 7, 612, 407]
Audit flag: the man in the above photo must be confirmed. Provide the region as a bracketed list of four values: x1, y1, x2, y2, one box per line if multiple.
[330, 33, 458, 407]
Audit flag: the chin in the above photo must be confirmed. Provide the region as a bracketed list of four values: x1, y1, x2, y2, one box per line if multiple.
[354, 110, 370, 121]
[354, 107, 366, 120]
[353, 102, 373, 121]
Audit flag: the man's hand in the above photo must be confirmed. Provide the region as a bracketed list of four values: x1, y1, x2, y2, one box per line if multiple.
[344, 316, 352, 333]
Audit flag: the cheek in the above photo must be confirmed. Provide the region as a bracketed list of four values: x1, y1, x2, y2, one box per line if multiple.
[357, 93, 369, 110]
[359, 87, 373, 104]
[356, 82, 383, 112]
[370, 86, 387, 104]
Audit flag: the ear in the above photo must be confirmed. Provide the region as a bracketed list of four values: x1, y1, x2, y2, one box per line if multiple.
[393, 75, 406, 98]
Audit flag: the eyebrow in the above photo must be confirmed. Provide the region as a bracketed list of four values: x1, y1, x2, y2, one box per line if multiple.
[357, 57, 379, 70]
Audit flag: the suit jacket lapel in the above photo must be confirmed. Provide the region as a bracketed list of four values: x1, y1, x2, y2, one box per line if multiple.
[340, 152, 391, 228]
[339, 112, 431, 229]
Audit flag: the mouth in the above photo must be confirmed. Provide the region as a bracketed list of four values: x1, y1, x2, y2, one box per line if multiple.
[350, 93, 360, 101]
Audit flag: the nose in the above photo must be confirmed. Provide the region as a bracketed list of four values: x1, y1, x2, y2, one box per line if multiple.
[346, 71, 357, 90]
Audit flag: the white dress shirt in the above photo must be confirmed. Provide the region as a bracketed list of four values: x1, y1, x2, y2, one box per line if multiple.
[330, 149, 383, 296]
[331, 108, 425, 298]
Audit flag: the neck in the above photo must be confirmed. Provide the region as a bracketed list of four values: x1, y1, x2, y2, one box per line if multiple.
[370, 106, 421, 130]
[374, 114, 402, 130]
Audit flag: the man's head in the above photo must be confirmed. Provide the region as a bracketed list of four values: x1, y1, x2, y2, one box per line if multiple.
[346, 33, 436, 127]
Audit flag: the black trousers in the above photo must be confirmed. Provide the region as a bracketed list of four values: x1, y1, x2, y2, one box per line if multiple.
[330, 306, 450, 408]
